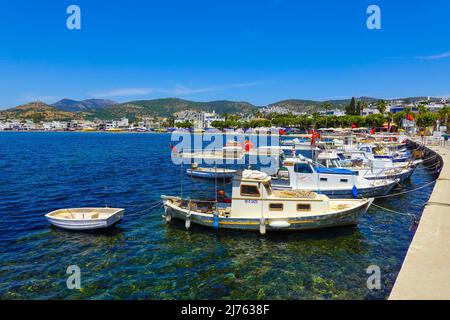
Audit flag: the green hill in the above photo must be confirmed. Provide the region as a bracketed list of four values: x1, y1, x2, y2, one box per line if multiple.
[0, 102, 82, 121]
[268, 97, 380, 113]
[89, 98, 257, 119]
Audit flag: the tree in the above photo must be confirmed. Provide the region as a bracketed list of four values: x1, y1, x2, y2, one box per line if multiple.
[416, 112, 437, 128]
[417, 105, 427, 115]
[31, 113, 45, 123]
[322, 102, 332, 127]
[365, 114, 386, 127]
[345, 97, 358, 116]
[357, 100, 367, 116]
[376, 100, 387, 114]
[175, 121, 193, 129]
[438, 105, 449, 128]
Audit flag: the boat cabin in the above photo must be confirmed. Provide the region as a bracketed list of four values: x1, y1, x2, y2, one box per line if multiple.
[272, 158, 358, 191]
[230, 171, 330, 219]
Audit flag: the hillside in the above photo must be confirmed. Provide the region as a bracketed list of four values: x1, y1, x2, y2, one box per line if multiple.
[268, 97, 380, 113]
[52, 99, 116, 112]
[0, 102, 82, 121]
[89, 98, 257, 119]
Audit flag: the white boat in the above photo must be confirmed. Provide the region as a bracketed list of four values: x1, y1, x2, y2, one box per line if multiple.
[340, 143, 412, 163]
[45, 208, 125, 230]
[177, 145, 245, 160]
[281, 138, 317, 151]
[270, 157, 399, 198]
[248, 146, 284, 156]
[316, 150, 417, 182]
[187, 165, 237, 179]
[162, 170, 374, 234]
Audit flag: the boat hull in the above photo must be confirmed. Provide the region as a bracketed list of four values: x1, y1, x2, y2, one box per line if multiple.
[363, 168, 415, 183]
[270, 180, 397, 198]
[162, 199, 373, 232]
[186, 169, 235, 179]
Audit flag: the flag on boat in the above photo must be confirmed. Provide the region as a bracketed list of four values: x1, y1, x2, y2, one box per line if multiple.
[244, 140, 254, 152]
[310, 130, 320, 145]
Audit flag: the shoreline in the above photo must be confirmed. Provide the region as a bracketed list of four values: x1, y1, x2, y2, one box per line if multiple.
[389, 139, 450, 300]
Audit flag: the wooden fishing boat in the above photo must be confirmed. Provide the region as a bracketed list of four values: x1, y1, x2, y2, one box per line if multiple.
[162, 170, 373, 234]
[45, 208, 125, 230]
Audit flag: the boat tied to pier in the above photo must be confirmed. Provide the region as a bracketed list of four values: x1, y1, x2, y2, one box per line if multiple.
[162, 170, 374, 234]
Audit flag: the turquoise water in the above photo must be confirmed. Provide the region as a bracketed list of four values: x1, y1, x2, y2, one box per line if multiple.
[0, 132, 436, 299]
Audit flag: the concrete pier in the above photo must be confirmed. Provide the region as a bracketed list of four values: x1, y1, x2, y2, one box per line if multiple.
[389, 141, 450, 300]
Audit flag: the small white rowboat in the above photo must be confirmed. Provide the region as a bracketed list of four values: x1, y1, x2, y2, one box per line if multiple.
[45, 208, 125, 230]
[186, 167, 237, 179]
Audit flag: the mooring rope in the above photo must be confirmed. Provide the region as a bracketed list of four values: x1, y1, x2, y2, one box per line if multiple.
[370, 203, 420, 231]
[373, 178, 438, 199]
[371, 202, 415, 218]
[126, 201, 164, 217]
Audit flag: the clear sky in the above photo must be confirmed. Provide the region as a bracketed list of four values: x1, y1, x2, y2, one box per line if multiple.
[1, 0, 449, 108]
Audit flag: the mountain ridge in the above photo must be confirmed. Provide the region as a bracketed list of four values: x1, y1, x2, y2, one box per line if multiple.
[51, 99, 116, 112]
[0, 96, 444, 121]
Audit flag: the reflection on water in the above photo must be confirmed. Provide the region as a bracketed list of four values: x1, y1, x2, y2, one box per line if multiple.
[0, 132, 436, 299]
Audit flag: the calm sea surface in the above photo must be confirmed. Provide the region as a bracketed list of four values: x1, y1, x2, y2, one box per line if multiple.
[0, 132, 437, 300]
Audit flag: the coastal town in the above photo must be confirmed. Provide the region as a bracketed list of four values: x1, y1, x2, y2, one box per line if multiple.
[0, 97, 448, 133]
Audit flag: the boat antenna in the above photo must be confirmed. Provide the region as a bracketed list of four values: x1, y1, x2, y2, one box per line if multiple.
[180, 162, 183, 199]
[189, 158, 193, 204]
[214, 163, 218, 205]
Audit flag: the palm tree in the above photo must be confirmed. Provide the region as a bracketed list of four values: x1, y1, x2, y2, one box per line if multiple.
[376, 100, 387, 114]
[438, 105, 449, 129]
[357, 100, 367, 116]
[322, 102, 332, 127]
[417, 105, 427, 115]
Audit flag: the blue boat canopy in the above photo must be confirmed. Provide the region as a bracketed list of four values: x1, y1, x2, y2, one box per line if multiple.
[314, 167, 356, 175]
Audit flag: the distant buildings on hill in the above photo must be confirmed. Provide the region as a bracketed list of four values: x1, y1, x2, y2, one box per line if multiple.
[0, 97, 448, 131]
[173, 110, 225, 129]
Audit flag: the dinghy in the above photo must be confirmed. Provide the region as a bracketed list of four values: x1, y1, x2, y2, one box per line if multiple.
[187, 164, 237, 180]
[162, 170, 373, 234]
[45, 208, 125, 230]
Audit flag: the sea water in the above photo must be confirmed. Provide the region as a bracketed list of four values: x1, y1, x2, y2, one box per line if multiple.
[0, 132, 436, 299]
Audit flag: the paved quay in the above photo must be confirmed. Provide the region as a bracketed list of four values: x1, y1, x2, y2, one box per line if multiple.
[390, 140, 450, 300]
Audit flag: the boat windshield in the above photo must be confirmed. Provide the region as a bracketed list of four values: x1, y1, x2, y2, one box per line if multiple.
[330, 159, 341, 168]
[263, 182, 273, 196]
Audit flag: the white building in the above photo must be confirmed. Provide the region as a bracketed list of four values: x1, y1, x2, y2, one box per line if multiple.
[42, 121, 68, 131]
[260, 105, 305, 116]
[105, 117, 129, 129]
[361, 108, 380, 116]
[319, 109, 346, 117]
[202, 111, 224, 128]
[426, 103, 446, 112]
[174, 110, 224, 129]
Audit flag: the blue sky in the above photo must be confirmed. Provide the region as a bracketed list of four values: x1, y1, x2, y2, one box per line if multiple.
[0, 0, 450, 108]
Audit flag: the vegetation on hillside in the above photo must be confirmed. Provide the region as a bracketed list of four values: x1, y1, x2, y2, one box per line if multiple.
[90, 98, 257, 120]
[0, 102, 83, 122]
